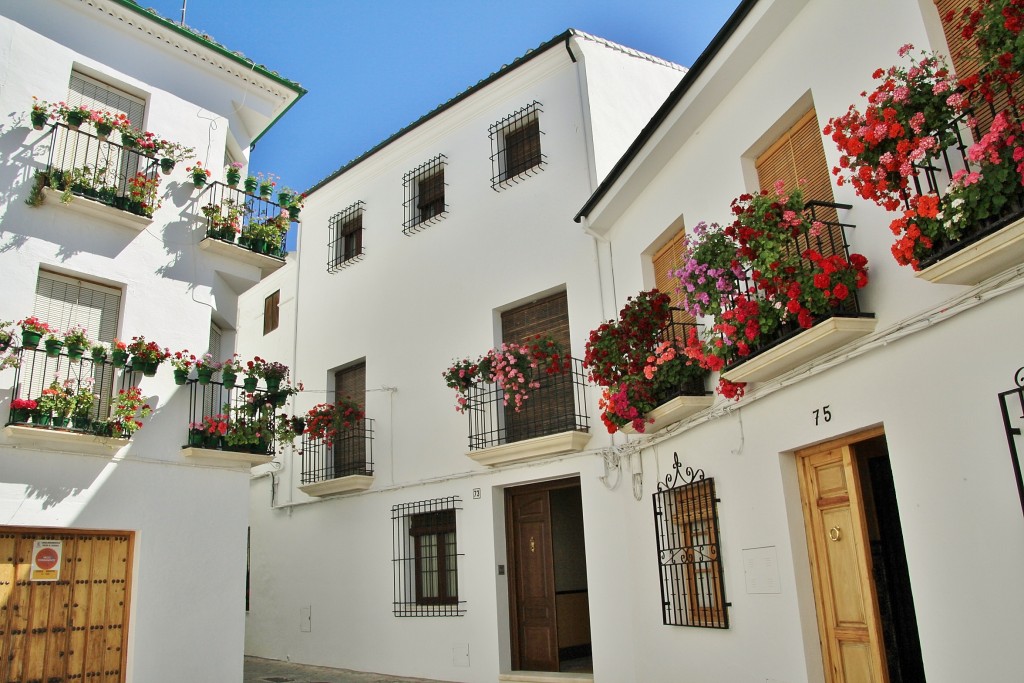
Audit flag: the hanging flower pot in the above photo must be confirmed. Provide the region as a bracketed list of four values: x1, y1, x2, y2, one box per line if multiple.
[141, 360, 159, 377]
[221, 369, 237, 388]
[64, 111, 87, 130]
[173, 369, 188, 386]
[244, 176, 258, 194]
[21, 330, 42, 349]
[196, 367, 214, 385]
[288, 206, 301, 221]
[265, 377, 282, 394]
[160, 158, 176, 176]
[193, 175, 207, 189]
[259, 182, 273, 199]
[66, 343, 86, 362]
[187, 162, 210, 189]
[30, 110, 48, 130]
[95, 122, 113, 141]
[277, 191, 291, 206]
[112, 349, 129, 368]
[91, 347, 107, 363]
[44, 338, 63, 358]
[226, 167, 241, 188]
[121, 130, 139, 148]
[243, 376, 258, 393]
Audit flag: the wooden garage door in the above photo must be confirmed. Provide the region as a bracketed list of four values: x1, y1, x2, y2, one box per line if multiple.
[0, 528, 133, 682]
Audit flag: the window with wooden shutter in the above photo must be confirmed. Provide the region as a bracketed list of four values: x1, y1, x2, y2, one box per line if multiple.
[328, 201, 365, 272]
[489, 102, 545, 189]
[263, 291, 279, 335]
[333, 362, 366, 478]
[403, 155, 447, 235]
[652, 227, 695, 322]
[68, 71, 145, 127]
[756, 107, 841, 254]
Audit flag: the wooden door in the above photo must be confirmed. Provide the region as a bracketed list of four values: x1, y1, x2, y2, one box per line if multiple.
[507, 488, 558, 672]
[0, 528, 133, 683]
[797, 441, 888, 683]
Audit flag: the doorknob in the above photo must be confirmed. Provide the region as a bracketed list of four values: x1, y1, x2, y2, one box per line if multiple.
[828, 526, 841, 542]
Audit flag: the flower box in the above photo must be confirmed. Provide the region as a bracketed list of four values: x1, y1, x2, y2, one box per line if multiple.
[299, 474, 374, 497]
[619, 395, 715, 435]
[720, 315, 877, 385]
[3, 424, 127, 455]
[914, 215, 1024, 286]
[466, 430, 591, 467]
[42, 187, 151, 231]
[180, 446, 274, 468]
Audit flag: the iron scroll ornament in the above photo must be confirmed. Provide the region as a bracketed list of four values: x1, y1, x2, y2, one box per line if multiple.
[997, 367, 1024, 519]
[657, 452, 705, 492]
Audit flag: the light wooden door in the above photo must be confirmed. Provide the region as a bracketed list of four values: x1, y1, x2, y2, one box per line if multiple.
[507, 488, 559, 672]
[0, 528, 132, 683]
[797, 443, 888, 683]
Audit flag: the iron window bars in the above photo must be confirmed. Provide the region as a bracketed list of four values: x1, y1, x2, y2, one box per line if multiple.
[42, 123, 159, 219]
[299, 419, 374, 484]
[5, 345, 136, 432]
[720, 202, 873, 372]
[392, 496, 465, 617]
[489, 101, 545, 189]
[652, 453, 728, 628]
[199, 181, 288, 261]
[327, 201, 366, 272]
[997, 366, 1024, 519]
[402, 155, 447, 235]
[904, 101, 1024, 269]
[464, 357, 589, 451]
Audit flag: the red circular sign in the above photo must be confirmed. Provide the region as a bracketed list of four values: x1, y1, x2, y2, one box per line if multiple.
[35, 547, 59, 570]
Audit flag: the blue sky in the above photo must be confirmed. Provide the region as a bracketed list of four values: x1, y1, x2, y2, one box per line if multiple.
[142, 0, 740, 194]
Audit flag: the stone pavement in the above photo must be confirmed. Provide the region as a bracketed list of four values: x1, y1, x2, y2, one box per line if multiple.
[244, 655, 450, 683]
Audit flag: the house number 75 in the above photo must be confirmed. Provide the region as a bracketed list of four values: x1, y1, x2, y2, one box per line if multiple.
[813, 406, 832, 425]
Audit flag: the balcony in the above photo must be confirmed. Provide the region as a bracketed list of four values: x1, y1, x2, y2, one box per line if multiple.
[465, 357, 590, 466]
[180, 379, 280, 467]
[38, 123, 160, 229]
[3, 345, 137, 454]
[197, 182, 289, 276]
[908, 107, 1024, 286]
[298, 419, 375, 496]
[719, 204, 876, 385]
[620, 314, 712, 434]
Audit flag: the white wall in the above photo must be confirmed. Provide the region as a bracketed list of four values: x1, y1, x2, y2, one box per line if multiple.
[0, 4, 296, 680]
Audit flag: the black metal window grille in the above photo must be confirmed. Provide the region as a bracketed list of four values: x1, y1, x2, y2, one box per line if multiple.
[489, 101, 544, 188]
[299, 418, 374, 484]
[721, 202, 873, 371]
[464, 357, 589, 451]
[658, 310, 709, 401]
[327, 201, 365, 273]
[903, 101, 1024, 269]
[43, 124, 160, 219]
[5, 346, 135, 429]
[392, 497, 465, 617]
[997, 367, 1024, 519]
[652, 454, 728, 628]
[199, 181, 288, 261]
[402, 155, 447, 235]
[184, 380, 279, 455]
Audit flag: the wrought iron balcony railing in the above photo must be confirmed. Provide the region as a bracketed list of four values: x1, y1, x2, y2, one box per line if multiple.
[183, 379, 282, 455]
[199, 181, 288, 260]
[465, 356, 589, 451]
[300, 419, 375, 484]
[42, 123, 160, 219]
[722, 203, 871, 369]
[5, 345, 134, 432]
[656, 311, 710, 402]
[907, 103, 1024, 269]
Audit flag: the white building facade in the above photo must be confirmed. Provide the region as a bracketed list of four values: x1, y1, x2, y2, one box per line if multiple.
[0, 1, 303, 681]
[240, 30, 686, 683]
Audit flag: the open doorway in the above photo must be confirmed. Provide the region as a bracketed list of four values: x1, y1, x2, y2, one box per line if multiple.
[796, 429, 925, 682]
[505, 477, 593, 673]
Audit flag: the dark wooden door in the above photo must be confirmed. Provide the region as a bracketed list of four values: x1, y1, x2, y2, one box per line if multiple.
[507, 488, 558, 672]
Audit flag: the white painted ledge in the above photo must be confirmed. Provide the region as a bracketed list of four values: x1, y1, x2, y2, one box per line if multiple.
[299, 474, 374, 497]
[915, 215, 1024, 286]
[3, 424, 128, 455]
[499, 673, 593, 682]
[199, 237, 285, 276]
[42, 187, 151, 231]
[180, 446, 274, 468]
[620, 395, 714, 435]
[467, 430, 591, 467]
[720, 316, 877, 384]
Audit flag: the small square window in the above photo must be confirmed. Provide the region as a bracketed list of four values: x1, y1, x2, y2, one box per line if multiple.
[489, 101, 544, 189]
[328, 201, 365, 273]
[263, 290, 280, 335]
[402, 155, 447, 235]
[392, 497, 464, 617]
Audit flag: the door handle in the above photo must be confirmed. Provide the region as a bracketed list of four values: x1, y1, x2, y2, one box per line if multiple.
[828, 526, 841, 542]
[530, 536, 535, 553]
